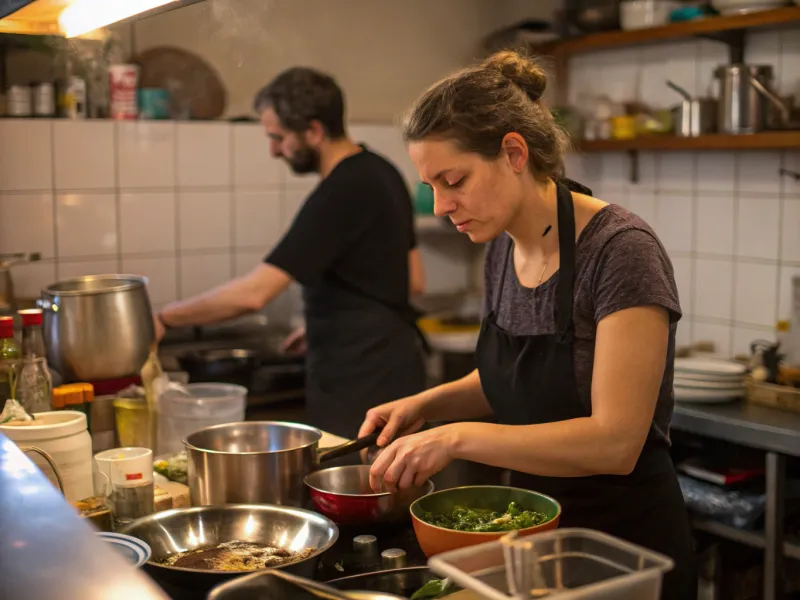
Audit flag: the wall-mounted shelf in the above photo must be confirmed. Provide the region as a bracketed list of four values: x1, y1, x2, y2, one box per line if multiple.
[534, 6, 800, 57]
[576, 131, 800, 153]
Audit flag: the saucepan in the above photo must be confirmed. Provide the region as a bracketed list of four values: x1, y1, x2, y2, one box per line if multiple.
[184, 421, 380, 507]
[119, 504, 338, 595]
[304, 465, 434, 526]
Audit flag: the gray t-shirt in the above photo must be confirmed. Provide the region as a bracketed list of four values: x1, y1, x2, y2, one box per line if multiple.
[483, 203, 681, 446]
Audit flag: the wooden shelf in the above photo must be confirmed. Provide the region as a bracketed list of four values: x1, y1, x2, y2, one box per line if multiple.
[534, 6, 800, 56]
[576, 131, 800, 153]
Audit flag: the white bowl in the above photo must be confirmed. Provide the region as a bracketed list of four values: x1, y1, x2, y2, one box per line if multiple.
[620, 0, 679, 30]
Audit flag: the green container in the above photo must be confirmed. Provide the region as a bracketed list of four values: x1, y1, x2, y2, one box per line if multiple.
[414, 182, 435, 215]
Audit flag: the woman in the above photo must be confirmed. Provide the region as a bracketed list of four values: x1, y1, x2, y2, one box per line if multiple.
[359, 51, 697, 599]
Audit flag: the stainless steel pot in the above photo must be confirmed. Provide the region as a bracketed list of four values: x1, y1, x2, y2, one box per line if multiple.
[667, 80, 717, 137]
[184, 421, 380, 508]
[715, 64, 791, 134]
[119, 504, 338, 596]
[39, 275, 154, 381]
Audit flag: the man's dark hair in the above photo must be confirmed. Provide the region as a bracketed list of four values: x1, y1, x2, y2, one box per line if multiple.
[253, 67, 346, 139]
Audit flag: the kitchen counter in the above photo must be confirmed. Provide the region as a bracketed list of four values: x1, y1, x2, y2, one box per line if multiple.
[672, 401, 800, 457]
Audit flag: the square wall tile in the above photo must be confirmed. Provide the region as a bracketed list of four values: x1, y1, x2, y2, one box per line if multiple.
[783, 151, 800, 197]
[177, 123, 231, 187]
[734, 262, 778, 327]
[601, 153, 628, 192]
[350, 124, 417, 187]
[658, 153, 694, 193]
[745, 30, 781, 67]
[639, 46, 669, 111]
[696, 153, 735, 193]
[56, 193, 118, 258]
[696, 194, 734, 256]
[0, 120, 52, 191]
[0, 193, 55, 258]
[779, 30, 800, 98]
[54, 121, 115, 190]
[675, 320, 692, 348]
[118, 122, 176, 189]
[733, 325, 774, 356]
[778, 265, 800, 322]
[664, 40, 699, 98]
[119, 192, 176, 255]
[692, 321, 733, 358]
[628, 191, 656, 226]
[697, 40, 728, 97]
[58, 259, 119, 280]
[234, 190, 282, 250]
[121, 256, 178, 305]
[235, 251, 264, 277]
[656, 194, 694, 253]
[736, 196, 780, 261]
[12, 260, 56, 299]
[179, 191, 232, 250]
[180, 253, 231, 298]
[610, 189, 631, 210]
[631, 152, 656, 192]
[737, 152, 781, 195]
[232, 124, 282, 186]
[671, 256, 693, 316]
[694, 259, 734, 321]
[783, 199, 800, 262]
[281, 164, 320, 192]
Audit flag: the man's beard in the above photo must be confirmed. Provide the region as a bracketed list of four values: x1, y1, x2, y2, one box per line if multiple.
[286, 143, 320, 175]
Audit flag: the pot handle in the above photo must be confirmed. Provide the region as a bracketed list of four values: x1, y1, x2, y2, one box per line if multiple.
[36, 298, 59, 312]
[748, 75, 791, 125]
[318, 431, 381, 463]
[20, 445, 65, 495]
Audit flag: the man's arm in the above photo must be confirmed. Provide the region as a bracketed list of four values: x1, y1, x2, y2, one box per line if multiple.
[158, 263, 292, 329]
[408, 248, 426, 296]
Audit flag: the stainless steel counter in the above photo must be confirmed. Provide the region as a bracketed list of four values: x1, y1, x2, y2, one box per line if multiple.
[0, 434, 169, 600]
[672, 401, 800, 457]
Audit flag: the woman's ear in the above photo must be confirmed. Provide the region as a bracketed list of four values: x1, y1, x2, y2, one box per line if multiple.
[500, 132, 528, 173]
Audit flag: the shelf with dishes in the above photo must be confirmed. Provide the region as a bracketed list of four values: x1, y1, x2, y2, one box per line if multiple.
[533, 5, 800, 57]
[575, 131, 800, 152]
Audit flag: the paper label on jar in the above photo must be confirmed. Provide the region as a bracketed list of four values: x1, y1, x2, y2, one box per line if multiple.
[109, 65, 139, 120]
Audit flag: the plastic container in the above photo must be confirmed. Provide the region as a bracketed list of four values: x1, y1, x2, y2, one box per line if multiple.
[156, 383, 246, 456]
[428, 528, 674, 600]
[0, 410, 93, 502]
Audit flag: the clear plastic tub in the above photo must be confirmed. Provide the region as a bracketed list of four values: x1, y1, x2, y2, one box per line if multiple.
[428, 528, 674, 600]
[157, 383, 246, 456]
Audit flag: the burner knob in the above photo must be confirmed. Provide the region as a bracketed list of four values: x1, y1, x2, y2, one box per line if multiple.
[381, 548, 407, 570]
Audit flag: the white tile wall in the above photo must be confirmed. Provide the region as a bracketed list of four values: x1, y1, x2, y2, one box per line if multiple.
[568, 33, 800, 357]
[0, 119, 470, 325]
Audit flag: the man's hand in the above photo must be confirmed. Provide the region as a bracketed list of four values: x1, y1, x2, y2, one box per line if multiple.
[153, 313, 166, 344]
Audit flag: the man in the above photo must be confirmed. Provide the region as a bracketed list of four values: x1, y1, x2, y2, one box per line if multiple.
[154, 67, 427, 438]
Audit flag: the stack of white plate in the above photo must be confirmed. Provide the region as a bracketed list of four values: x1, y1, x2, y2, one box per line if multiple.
[673, 358, 748, 404]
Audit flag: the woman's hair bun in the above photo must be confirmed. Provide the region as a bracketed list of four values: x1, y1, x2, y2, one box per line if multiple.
[483, 50, 547, 102]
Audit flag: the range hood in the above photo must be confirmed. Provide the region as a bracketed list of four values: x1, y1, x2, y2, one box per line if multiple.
[0, 0, 204, 37]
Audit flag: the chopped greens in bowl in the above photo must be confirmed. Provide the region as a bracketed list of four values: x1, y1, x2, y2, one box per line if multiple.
[420, 501, 548, 533]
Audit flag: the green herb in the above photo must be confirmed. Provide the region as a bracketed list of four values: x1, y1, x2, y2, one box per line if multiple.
[421, 501, 547, 533]
[410, 578, 451, 600]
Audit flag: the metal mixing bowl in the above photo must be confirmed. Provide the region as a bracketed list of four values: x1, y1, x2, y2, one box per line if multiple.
[119, 504, 339, 594]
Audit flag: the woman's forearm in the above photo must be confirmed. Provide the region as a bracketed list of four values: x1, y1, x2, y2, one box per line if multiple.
[451, 418, 647, 477]
[417, 370, 493, 422]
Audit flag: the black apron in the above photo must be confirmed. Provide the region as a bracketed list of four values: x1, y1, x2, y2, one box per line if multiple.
[475, 180, 697, 600]
[304, 281, 427, 442]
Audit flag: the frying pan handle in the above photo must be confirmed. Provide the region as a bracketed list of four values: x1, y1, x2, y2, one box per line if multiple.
[319, 431, 381, 463]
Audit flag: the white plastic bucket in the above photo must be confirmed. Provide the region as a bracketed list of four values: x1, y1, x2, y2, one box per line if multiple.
[157, 383, 246, 456]
[0, 410, 93, 501]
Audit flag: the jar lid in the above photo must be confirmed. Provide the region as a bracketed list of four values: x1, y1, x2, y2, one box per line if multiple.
[18, 308, 43, 327]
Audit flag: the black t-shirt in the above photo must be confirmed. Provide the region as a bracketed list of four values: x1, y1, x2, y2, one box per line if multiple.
[265, 146, 416, 321]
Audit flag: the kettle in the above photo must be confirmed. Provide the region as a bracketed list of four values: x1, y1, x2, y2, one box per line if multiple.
[0, 253, 42, 312]
[715, 64, 792, 134]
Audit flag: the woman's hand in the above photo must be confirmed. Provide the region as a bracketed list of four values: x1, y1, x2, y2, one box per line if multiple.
[358, 395, 428, 448]
[368, 424, 462, 492]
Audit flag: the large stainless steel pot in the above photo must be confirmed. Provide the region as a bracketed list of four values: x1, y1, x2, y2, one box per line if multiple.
[119, 504, 338, 596]
[185, 421, 380, 508]
[715, 64, 791, 134]
[40, 274, 154, 381]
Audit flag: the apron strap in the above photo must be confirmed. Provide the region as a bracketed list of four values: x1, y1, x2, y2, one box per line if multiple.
[555, 180, 577, 342]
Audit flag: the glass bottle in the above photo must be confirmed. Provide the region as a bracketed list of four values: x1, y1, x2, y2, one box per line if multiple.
[15, 309, 52, 413]
[0, 316, 21, 408]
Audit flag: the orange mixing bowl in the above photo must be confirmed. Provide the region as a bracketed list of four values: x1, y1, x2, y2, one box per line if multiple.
[410, 485, 561, 557]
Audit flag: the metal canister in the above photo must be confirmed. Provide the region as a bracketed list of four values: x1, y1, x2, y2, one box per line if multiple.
[33, 82, 55, 117]
[8, 84, 32, 117]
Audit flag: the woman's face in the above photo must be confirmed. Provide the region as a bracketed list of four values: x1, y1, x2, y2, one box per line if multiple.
[408, 137, 524, 244]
